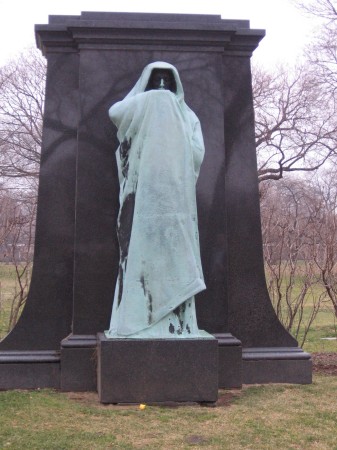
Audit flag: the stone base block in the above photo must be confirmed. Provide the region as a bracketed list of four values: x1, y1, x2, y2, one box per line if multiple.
[0, 351, 60, 389]
[61, 335, 97, 392]
[242, 347, 312, 384]
[215, 333, 242, 388]
[97, 333, 218, 404]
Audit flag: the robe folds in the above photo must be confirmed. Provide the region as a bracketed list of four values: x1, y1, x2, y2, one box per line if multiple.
[105, 62, 207, 339]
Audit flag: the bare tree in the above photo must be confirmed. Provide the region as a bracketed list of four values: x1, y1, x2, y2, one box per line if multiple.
[306, 171, 337, 317]
[0, 49, 44, 339]
[295, 0, 337, 94]
[253, 63, 337, 182]
[256, 1, 337, 339]
[0, 48, 45, 187]
[297, 0, 337, 20]
[261, 178, 324, 345]
[262, 171, 337, 345]
[0, 187, 35, 338]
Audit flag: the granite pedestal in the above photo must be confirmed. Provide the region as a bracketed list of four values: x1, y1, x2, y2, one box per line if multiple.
[97, 333, 218, 404]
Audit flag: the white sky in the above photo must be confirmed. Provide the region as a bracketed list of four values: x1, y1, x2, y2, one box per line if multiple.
[0, 0, 320, 67]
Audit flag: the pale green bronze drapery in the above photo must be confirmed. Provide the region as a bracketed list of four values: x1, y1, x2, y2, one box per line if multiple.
[106, 62, 208, 339]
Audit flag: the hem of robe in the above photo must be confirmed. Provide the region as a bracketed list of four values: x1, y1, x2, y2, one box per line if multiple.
[114, 277, 206, 336]
[106, 295, 203, 339]
[104, 329, 215, 340]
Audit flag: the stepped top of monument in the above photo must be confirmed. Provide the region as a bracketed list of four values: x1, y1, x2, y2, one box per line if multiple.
[35, 11, 265, 57]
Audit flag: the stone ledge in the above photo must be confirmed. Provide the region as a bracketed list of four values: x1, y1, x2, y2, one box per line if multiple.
[61, 334, 97, 348]
[242, 347, 312, 384]
[0, 350, 60, 363]
[242, 347, 311, 361]
[0, 362, 60, 390]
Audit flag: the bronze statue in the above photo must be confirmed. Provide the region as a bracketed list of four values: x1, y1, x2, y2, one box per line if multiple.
[106, 62, 208, 339]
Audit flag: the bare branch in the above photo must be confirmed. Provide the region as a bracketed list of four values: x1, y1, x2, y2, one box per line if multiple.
[0, 48, 45, 183]
[253, 63, 337, 182]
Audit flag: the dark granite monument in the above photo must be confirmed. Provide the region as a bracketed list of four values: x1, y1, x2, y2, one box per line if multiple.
[0, 12, 312, 397]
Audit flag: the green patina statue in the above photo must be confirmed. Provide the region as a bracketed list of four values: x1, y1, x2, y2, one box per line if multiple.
[106, 62, 209, 339]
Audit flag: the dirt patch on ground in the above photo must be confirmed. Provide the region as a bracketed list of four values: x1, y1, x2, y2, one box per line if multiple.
[312, 352, 337, 375]
[65, 391, 242, 409]
[65, 392, 137, 409]
[216, 390, 242, 407]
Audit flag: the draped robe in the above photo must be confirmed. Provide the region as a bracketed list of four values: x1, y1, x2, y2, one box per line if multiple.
[105, 62, 206, 338]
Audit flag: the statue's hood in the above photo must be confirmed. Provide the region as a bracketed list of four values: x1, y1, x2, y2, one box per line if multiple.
[125, 61, 184, 103]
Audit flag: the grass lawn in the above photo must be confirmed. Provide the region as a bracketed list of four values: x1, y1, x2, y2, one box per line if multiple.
[0, 264, 337, 449]
[0, 374, 336, 449]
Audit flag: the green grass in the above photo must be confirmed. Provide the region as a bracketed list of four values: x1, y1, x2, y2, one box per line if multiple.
[0, 264, 336, 448]
[0, 375, 336, 449]
[0, 263, 30, 340]
[301, 306, 337, 353]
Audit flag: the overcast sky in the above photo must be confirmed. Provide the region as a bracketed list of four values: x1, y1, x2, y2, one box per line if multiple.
[0, 0, 320, 67]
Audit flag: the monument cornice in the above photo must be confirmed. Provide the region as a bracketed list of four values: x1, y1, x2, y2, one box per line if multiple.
[35, 12, 265, 57]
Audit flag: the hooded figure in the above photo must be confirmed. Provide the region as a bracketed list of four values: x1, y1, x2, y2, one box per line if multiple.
[105, 62, 206, 339]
